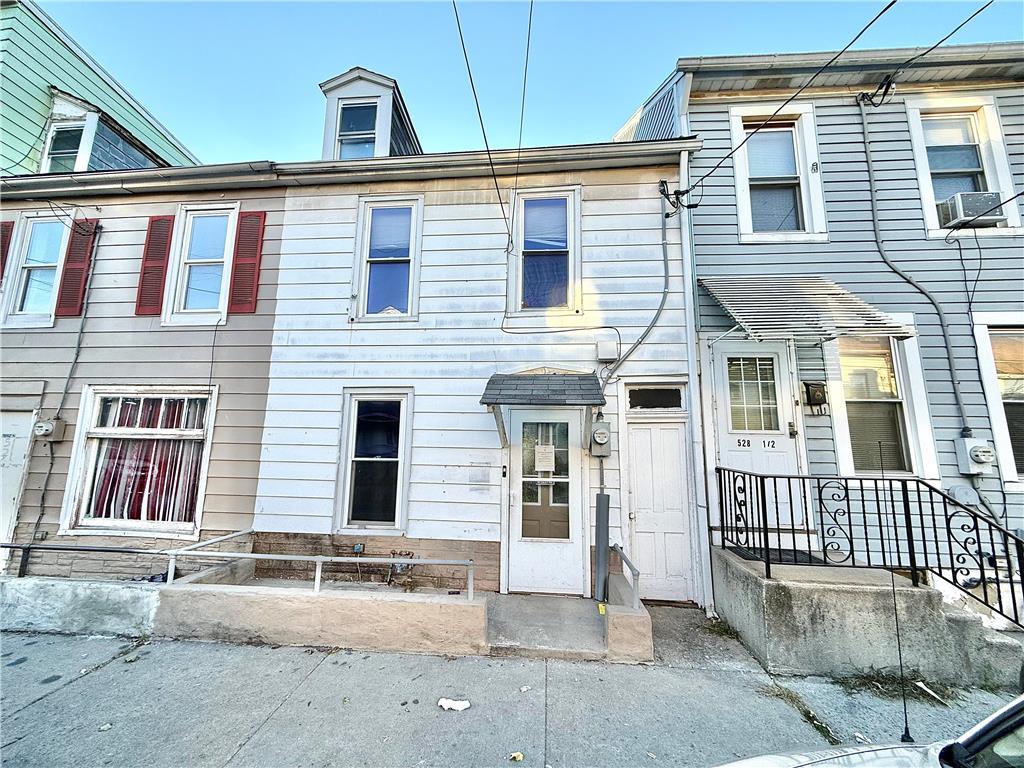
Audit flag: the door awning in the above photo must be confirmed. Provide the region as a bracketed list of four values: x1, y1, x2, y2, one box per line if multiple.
[480, 373, 606, 407]
[698, 276, 915, 342]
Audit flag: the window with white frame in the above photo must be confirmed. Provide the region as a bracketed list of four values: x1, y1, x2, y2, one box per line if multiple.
[515, 191, 578, 311]
[343, 395, 408, 527]
[337, 102, 377, 160]
[357, 199, 421, 317]
[163, 204, 238, 325]
[838, 337, 911, 473]
[44, 125, 85, 173]
[72, 390, 214, 533]
[1, 215, 70, 327]
[990, 330, 1024, 474]
[906, 95, 1022, 235]
[729, 104, 827, 242]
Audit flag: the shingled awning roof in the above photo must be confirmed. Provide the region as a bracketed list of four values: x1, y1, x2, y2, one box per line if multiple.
[480, 373, 606, 407]
[698, 276, 915, 343]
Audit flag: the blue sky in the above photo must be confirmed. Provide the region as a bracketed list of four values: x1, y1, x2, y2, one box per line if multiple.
[41, 1, 1024, 164]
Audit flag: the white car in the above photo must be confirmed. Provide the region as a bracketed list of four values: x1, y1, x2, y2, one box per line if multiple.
[716, 696, 1023, 768]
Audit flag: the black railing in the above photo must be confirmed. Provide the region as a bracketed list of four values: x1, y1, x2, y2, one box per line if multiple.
[716, 467, 1024, 629]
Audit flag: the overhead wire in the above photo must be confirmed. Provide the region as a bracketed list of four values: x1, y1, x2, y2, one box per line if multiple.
[506, 0, 535, 254]
[681, 0, 899, 196]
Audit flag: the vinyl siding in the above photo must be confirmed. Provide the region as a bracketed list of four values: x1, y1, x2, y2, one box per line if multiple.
[688, 85, 1024, 522]
[256, 166, 689, 543]
[0, 0, 193, 175]
[0, 189, 282, 539]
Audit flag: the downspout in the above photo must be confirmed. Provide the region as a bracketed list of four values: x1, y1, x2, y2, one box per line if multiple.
[856, 95, 972, 440]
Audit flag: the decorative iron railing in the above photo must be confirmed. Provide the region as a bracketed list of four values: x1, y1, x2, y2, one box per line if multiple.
[715, 466, 1024, 629]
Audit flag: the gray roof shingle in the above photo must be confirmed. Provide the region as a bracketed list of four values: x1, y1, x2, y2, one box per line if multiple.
[480, 373, 606, 406]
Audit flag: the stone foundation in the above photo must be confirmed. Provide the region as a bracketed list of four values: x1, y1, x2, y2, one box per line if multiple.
[251, 532, 500, 592]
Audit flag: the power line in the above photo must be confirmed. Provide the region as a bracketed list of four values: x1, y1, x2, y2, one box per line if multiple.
[944, 189, 1024, 242]
[451, 0, 510, 238]
[507, 0, 535, 253]
[683, 0, 898, 195]
[863, 1, 994, 106]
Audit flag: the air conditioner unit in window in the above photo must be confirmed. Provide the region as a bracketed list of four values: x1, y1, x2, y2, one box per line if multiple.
[937, 191, 1006, 229]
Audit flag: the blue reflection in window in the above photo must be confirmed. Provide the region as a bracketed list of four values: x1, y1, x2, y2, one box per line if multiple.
[523, 198, 567, 251]
[369, 207, 411, 259]
[522, 253, 568, 308]
[366, 261, 410, 314]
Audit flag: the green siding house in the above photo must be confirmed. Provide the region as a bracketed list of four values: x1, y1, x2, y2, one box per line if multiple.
[0, 0, 196, 176]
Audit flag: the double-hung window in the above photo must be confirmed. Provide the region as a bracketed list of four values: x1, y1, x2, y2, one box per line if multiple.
[67, 388, 215, 535]
[1, 215, 70, 327]
[513, 190, 579, 312]
[337, 102, 377, 159]
[45, 125, 85, 173]
[343, 394, 409, 528]
[838, 337, 911, 473]
[921, 115, 987, 204]
[729, 104, 827, 242]
[357, 198, 421, 319]
[163, 204, 238, 325]
[990, 330, 1024, 474]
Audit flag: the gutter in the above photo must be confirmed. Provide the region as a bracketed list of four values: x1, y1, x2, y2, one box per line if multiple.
[0, 139, 701, 199]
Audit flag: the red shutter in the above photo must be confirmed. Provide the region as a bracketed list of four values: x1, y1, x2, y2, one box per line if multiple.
[228, 210, 265, 314]
[135, 215, 174, 316]
[54, 219, 99, 317]
[0, 221, 13, 284]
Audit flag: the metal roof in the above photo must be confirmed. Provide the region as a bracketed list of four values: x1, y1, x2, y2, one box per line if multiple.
[480, 373, 606, 407]
[678, 42, 1024, 94]
[698, 276, 915, 343]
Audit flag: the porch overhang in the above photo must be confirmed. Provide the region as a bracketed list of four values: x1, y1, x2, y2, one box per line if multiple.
[481, 373, 606, 449]
[698, 276, 915, 343]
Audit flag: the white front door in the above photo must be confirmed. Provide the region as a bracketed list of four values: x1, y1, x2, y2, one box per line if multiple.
[508, 409, 586, 595]
[1, 411, 33, 566]
[627, 418, 694, 601]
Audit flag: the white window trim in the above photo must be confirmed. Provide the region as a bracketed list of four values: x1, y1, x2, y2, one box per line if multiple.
[905, 93, 1023, 239]
[973, 311, 1024, 492]
[825, 314, 940, 481]
[335, 388, 413, 534]
[0, 211, 73, 329]
[728, 102, 828, 244]
[58, 384, 218, 540]
[506, 186, 583, 317]
[351, 195, 423, 323]
[41, 112, 99, 174]
[334, 97, 385, 160]
[161, 202, 240, 327]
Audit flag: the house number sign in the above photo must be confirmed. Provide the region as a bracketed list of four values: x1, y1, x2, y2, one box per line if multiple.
[535, 445, 555, 473]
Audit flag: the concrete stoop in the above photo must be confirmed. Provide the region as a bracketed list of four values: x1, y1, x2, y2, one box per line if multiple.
[0, 569, 655, 664]
[711, 547, 1022, 690]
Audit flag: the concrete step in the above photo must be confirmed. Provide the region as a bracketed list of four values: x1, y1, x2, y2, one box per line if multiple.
[486, 593, 606, 661]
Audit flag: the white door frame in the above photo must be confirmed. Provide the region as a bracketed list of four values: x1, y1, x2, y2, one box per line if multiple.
[1, 409, 36, 569]
[502, 407, 591, 597]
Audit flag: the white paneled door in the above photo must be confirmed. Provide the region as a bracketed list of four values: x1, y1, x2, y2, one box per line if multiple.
[508, 409, 586, 595]
[1, 411, 33, 567]
[627, 418, 694, 601]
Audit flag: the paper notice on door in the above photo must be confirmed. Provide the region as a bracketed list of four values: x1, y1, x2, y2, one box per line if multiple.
[535, 444, 555, 473]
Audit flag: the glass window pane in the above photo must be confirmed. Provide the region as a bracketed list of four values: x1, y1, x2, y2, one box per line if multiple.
[522, 482, 538, 504]
[744, 407, 765, 432]
[349, 461, 398, 523]
[183, 264, 223, 309]
[340, 138, 375, 159]
[186, 215, 229, 262]
[926, 145, 982, 172]
[552, 482, 569, 505]
[845, 401, 909, 472]
[839, 337, 899, 399]
[366, 261, 410, 315]
[50, 127, 83, 153]
[354, 400, 401, 459]
[746, 129, 798, 177]
[340, 104, 377, 134]
[554, 423, 568, 449]
[992, 332, 1024, 399]
[931, 173, 982, 201]
[1004, 402, 1024, 474]
[160, 399, 186, 429]
[523, 198, 568, 251]
[97, 397, 118, 428]
[730, 405, 746, 431]
[922, 116, 975, 146]
[18, 268, 56, 313]
[751, 185, 802, 231]
[368, 207, 412, 259]
[25, 220, 64, 265]
[629, 388, 682, 409]
[522, 253, 568, 308]
[47, 154, 77, 173]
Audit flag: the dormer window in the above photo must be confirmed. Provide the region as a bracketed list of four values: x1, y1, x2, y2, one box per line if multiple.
[45, 125, 85, 172]
[338, 102, 377, 160]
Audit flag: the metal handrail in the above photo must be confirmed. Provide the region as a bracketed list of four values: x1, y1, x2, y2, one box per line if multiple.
[611, 544, 641, 610]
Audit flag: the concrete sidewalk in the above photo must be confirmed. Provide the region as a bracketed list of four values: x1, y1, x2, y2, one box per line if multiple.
[0, 608, 1013, 768]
